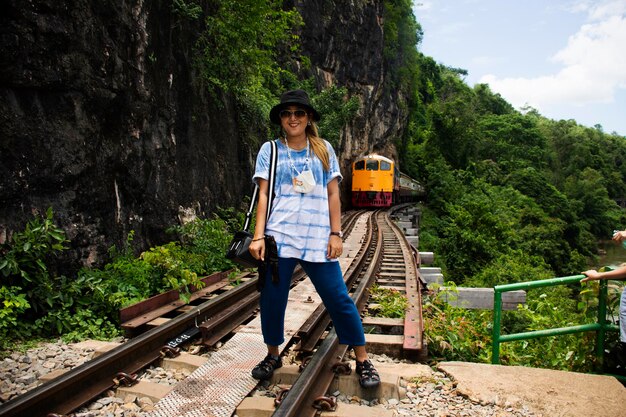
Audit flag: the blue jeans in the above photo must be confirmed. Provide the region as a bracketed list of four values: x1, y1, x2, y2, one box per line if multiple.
[259, 257, 366, 347]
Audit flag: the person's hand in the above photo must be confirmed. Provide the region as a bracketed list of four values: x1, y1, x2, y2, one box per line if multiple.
[249, 238, 266, 262]
[613, 230, 626, 243]
[327, 235, 343, 259]
[581, 269, 602, 282]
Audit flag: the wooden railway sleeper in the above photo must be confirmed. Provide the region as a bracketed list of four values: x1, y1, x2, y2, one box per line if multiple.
[113, 372, 138, 387]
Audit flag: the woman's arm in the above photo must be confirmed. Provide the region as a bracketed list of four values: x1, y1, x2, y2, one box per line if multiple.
[327, 178, 341, 232]
[249, 179, 269, 261]
[327, 177, 342, 259]
[581, 265, 626, 282]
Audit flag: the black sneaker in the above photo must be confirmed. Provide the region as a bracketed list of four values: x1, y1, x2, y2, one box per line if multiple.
[355, 359, 380, 389]
[251, 354, 282, 380]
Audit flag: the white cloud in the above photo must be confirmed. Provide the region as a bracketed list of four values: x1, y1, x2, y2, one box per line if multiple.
[588, 0, 626, 20]
[479, 1, 626, 111]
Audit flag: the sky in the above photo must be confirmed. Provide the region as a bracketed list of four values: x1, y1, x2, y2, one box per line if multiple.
[413, 0, 626, 136]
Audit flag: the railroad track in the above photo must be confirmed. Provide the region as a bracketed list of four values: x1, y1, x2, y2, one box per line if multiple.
[0, 207, 425, 417]
[273, 206, 425, 417]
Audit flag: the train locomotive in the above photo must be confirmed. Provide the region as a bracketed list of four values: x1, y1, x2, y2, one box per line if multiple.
[351, 154, 424, 208]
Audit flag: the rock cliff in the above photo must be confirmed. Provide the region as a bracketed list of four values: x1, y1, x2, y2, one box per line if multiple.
[0, 0, 408, 270]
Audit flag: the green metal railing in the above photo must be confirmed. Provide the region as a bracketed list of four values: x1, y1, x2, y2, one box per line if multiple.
[491, 274, 620, 370]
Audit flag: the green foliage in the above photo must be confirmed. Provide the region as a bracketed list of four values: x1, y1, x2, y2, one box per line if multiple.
[1, 208, 67, 296]
[168, 210, 243, 274]
[197, 0, 302, 100]
[309, 85, 359, 149]
[33, 306, 120, 342]
[0, 286, 30, 343]
[172, 0, 202, 20]
[564, 167, 621, 237]
[423, 284, 601, 372]
[500, 287, 596, 372]
[426, 71, 481, 170]
[465, 252, 552, 289]
[0, 206, 245, 351]
[422, 285, 492, 362]
[76, 231, 162, 312]
[404, 23, 626, 372]
[141, 243, 205, 303]
[475, 113, 549, 173]
[472, 84, 515, 116]
[0, 209, 125, 345]
[0, 208, 68, 316]
[505, 167, 572, 219]
[368, 286, 408, 318]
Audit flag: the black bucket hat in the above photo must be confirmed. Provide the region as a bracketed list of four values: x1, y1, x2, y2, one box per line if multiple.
[269, 89, 321, 125]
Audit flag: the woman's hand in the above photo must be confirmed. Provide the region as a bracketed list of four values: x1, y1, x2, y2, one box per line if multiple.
[581, 269, 602, 282]
[327, 235, 343, 259]
[249, 238, 266, 262]
[613, 230, 626, 242]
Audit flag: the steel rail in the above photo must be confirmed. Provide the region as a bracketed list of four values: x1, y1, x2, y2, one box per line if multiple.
[273, 210, 384, 417]
[382, 210, 425, 356]
[0, 212, 363, 417]
[0, 277, 260, 417]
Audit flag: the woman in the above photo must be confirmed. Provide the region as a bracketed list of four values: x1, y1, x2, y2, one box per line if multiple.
[248, 89, 380, 389]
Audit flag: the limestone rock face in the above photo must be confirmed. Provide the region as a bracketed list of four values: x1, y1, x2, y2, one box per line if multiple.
[0, 0, 407, 271]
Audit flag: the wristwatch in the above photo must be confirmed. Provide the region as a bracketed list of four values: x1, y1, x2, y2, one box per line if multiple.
[330, 231, 343, 238]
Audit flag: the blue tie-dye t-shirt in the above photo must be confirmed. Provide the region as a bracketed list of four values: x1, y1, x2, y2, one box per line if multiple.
[253, 138, 342, 263]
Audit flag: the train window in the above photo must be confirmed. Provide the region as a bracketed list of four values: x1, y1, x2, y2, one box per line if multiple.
[354, 160, 365, 170]
[366, 160, 378, 171]
[380, 161, 391, 171]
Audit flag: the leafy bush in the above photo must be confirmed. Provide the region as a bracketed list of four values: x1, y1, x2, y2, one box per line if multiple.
[34, 308, 120, 343]
[168, 210, 241, 274]
[423, 284, 602, 371]
[422, 285, 492, 362]
[0, 207, 245, 350]
[368, 285, 408, 318]
[76, 231, 162, 313]
[141, 243, 205, 303]
[0, 209, 125, 345]
[0, 286, 30, 344]
[499, 286, 596, 372]
[0, 207, 68, 315]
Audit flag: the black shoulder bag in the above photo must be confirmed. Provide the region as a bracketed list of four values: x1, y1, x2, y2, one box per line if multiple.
[226, 141, 278, 274]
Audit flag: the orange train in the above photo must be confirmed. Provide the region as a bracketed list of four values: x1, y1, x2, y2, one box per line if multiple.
[351, 154, 425, 208]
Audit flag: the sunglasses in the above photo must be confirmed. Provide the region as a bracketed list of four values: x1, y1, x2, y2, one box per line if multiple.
[279, 109, 308, 119]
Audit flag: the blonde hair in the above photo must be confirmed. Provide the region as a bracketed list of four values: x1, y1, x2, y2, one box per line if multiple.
[306, 122, 330, 172]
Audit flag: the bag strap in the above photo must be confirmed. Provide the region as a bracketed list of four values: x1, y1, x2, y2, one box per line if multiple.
[266, 140, 278, 219]
[242, 140, 277, 232]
